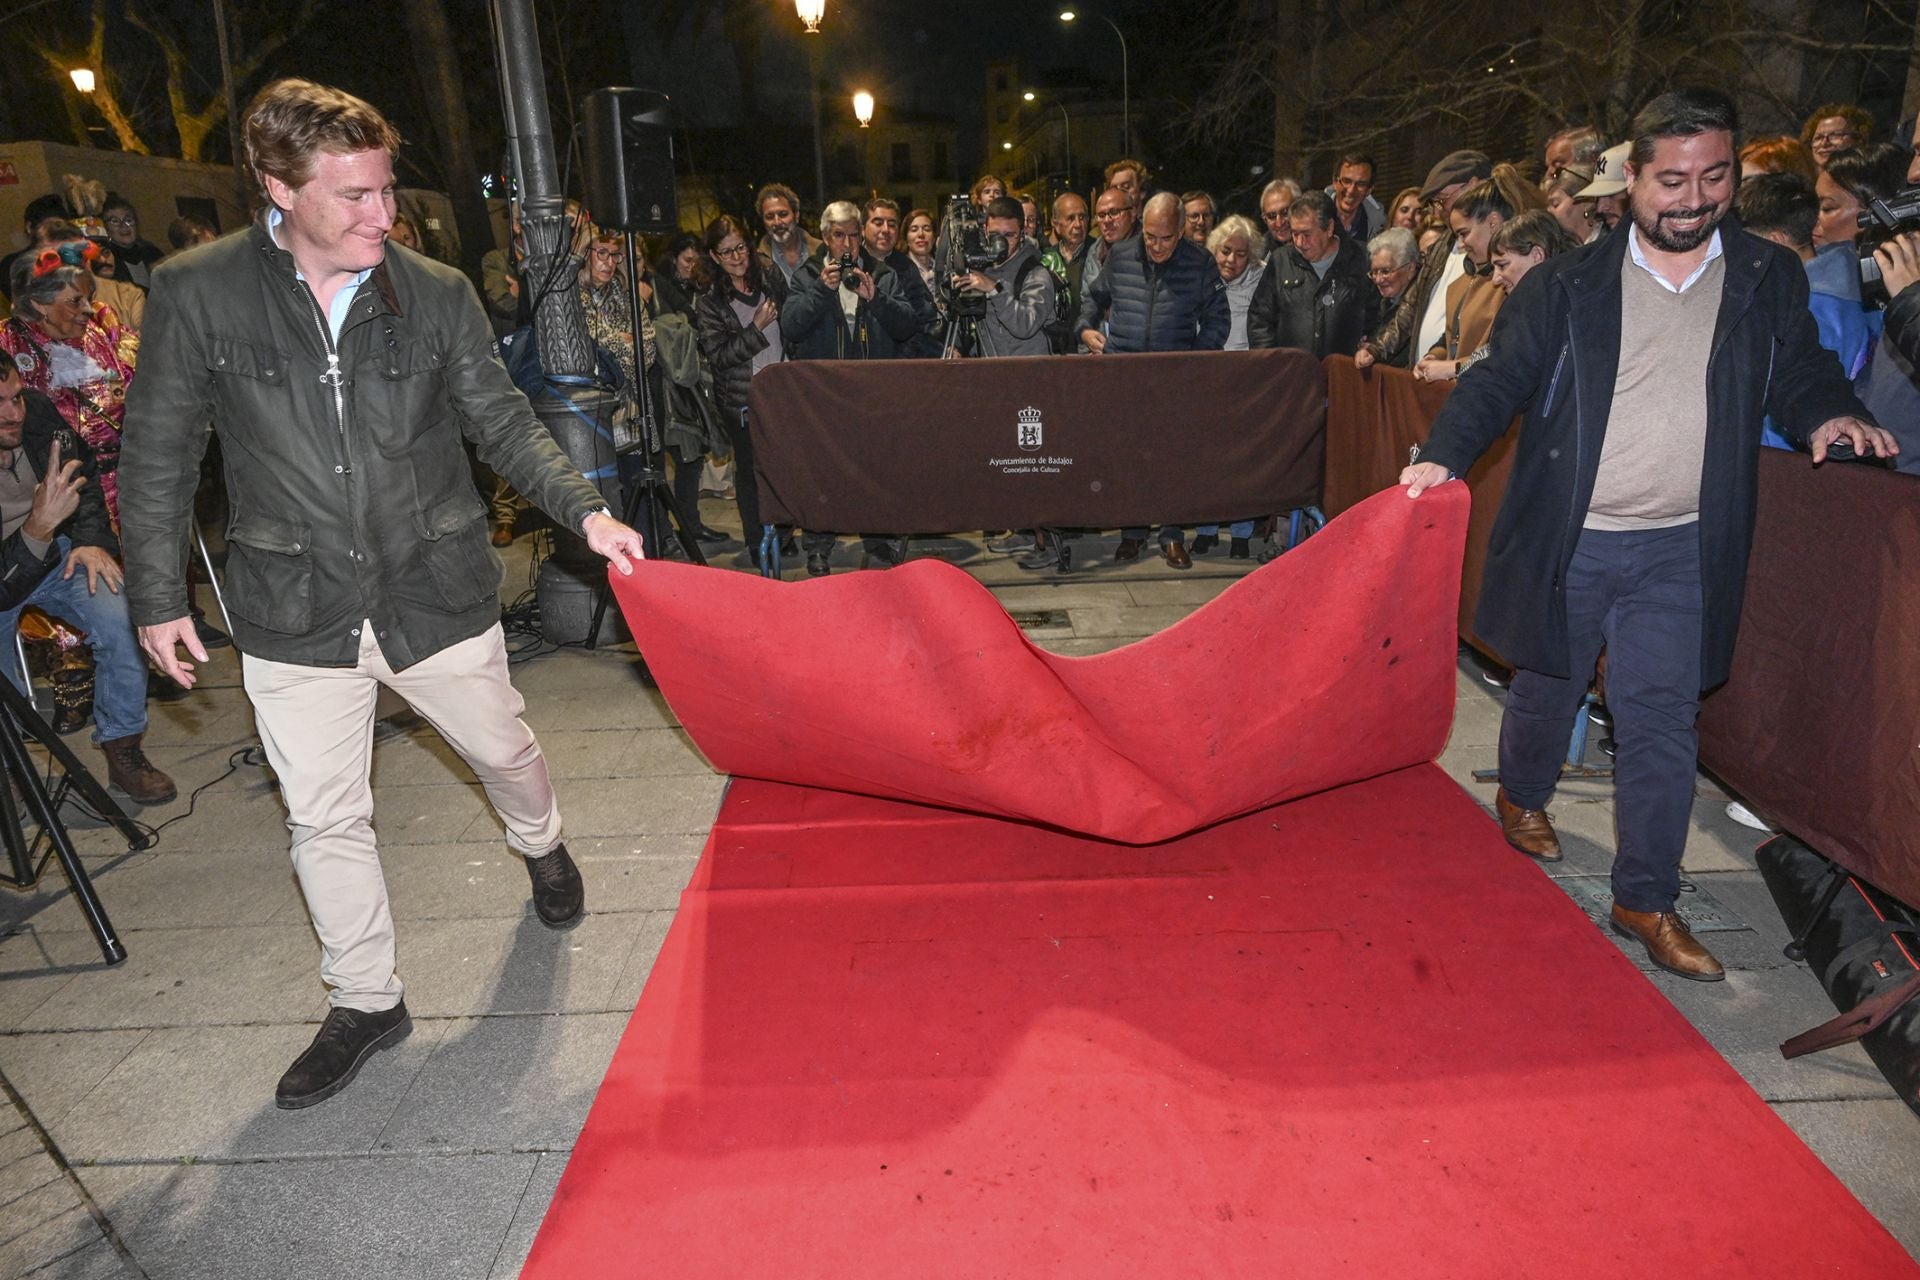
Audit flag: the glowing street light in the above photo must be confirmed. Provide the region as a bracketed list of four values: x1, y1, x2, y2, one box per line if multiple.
[1022, 91, 1035, 102]
[795, 0, 825, 33]
[69, 68, 96, 94]
[1002, 140, 1013, 151]
[853, 90, 874, 128]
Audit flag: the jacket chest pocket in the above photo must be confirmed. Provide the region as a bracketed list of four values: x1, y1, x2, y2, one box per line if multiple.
[360, 340, 448, 457]
[206, 337, 290, 438]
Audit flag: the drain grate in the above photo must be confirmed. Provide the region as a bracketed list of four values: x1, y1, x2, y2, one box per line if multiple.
[1009, 610, 1072, 632]
[1556, 875, 1749, 932]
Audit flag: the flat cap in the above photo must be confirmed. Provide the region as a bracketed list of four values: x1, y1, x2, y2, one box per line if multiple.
[1420, 150, 1493, 200]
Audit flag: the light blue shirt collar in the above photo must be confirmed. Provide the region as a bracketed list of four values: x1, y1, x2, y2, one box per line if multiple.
[1627, 222, 1724, 294]
[268, 207, 373, 342]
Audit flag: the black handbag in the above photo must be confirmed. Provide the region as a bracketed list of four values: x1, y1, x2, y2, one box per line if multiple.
[1758, 834, 1920, 1118]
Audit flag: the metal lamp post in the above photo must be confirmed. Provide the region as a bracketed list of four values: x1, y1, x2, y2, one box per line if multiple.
[1023, 90, 1072, 186]
[797, 0, 828, 207]
[1058, 9, 1128, 157]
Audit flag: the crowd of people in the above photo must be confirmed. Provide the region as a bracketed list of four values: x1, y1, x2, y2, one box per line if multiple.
[464, 94, 1916, 577]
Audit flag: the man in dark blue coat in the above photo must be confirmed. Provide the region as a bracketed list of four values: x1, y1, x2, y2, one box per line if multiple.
[1403, 88, 1896, 981]
[1079, 192, 1229, 568]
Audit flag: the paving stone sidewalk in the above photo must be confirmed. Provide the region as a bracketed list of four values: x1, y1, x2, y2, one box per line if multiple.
[2, 513, 1915, 1277]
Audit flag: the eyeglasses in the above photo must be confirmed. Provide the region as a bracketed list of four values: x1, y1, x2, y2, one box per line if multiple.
[588, 248, 620, 260]
[1095, 209, 1128, 221]
[104, 215, 136, 229]
[1813, 130, 1856, 145]
[1368, 265, 1412, 279]
[714, 243, 750, 258]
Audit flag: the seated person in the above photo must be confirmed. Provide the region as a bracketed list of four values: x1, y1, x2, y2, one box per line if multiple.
[0, 350, 173, 802]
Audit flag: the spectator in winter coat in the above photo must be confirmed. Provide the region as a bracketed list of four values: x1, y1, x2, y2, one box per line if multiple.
[1247, 189, 1378, 358]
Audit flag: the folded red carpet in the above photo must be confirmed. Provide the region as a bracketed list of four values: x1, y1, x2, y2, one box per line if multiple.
[526, 769, 1917, 1277]
[605, 485, 1467, 843]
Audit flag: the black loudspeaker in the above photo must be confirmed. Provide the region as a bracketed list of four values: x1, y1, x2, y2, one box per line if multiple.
[581, 88, 677, 234]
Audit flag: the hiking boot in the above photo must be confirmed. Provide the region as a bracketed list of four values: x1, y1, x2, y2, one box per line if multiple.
[101, 733, 177, 805]
[275, 1002, 412, 1109]
[526, 842, 585, 928]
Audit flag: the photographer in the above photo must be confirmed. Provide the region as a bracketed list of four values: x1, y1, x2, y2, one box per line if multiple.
[1865, 230, 1920, 472]
[781, 201, 920, 573]
[951, 196, 1056, 358]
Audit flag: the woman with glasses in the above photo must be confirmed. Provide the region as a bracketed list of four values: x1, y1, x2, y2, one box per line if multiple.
[1365, 227, 1420, 323]
[695, 215, 790, 565]
[1801, 104, 1875, 170]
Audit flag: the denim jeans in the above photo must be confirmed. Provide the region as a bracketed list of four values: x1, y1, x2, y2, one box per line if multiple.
[1498, 524, 1703, 914]
[1194, 521, 1256, 539]
[0, 536, 148, 743]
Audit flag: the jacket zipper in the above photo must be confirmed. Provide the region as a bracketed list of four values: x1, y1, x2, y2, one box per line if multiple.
[297, 281, 354, 476]
[1542, 340, 1570, 417]
[1558, 306, 1583, 599]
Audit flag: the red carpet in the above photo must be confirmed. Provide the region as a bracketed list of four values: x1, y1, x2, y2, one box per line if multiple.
[605, 486, 1466, 843]
[525, 769, 1918, 1277]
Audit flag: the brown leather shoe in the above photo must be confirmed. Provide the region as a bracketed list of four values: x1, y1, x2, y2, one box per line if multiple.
[1113, 537, 1144, 562]
[101, 733, 177, 805]
[490, 523, 514, 547]
[1163, 541, 1192, 570]
[1610, 903, 1726, 982]
[1495, 787, 1561, 861]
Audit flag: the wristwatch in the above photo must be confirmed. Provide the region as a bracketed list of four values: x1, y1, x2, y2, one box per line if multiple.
[581, 506, 612, 532]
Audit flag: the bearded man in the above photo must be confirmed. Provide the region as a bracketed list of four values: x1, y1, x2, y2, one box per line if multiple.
[1400, 88, 1896, 981]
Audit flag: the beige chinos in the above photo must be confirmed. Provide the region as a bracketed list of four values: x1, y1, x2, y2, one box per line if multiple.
[243, 622, 561, 1011]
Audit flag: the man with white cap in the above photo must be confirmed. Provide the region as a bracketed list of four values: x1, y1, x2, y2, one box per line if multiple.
[1357, 149, 1492, 370]
[1579, 142, 1631, 235]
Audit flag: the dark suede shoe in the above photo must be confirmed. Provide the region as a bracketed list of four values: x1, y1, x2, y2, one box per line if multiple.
[526, 842, 585, 928]
[1229, 537, 1251, 559]
[101, 733, 177, 805]
[1113, 537, 1144, 562]
[275, 1002, 411, 1110]
[1191, 533, 1219, 555]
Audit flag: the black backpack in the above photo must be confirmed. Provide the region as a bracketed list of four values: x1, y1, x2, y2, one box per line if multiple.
[1015, 256, 1078, 354]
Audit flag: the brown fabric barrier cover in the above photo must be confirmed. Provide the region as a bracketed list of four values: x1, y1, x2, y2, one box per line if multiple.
[1321, 357, 1519, 657]
[746, 349, 1325, 532]
[1697, 454, 1920, 908]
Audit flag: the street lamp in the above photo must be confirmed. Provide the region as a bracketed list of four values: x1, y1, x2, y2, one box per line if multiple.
[1024, 90, 1073, 186]
[795, 1, 827, 206]
[853, 90, 874, 128]
[68, 67, 95, 94]
[1058, 9, 1128, 157]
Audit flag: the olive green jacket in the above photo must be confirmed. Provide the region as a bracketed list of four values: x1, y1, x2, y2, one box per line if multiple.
[119, 219, 604, 669]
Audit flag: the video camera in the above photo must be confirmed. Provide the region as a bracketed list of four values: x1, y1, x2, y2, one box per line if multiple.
[1856, 186, 1920, 305]
[938, 194, 1010, 319]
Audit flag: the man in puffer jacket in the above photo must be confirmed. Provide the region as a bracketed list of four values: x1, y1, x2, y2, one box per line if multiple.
[1077, 192, 1229, 355]
[1077, 193, 1229, 569]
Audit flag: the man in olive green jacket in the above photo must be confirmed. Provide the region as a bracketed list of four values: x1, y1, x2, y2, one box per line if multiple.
[119, 79, 643, 1111]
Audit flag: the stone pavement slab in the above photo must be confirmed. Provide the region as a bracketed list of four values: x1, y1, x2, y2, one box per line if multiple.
[77, 1154, 539, 1280]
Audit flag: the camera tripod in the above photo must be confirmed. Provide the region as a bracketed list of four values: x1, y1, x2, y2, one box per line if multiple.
[585, 229, 707, 649]
[940, 298, 986, 360]
[0, 679, 147, 964]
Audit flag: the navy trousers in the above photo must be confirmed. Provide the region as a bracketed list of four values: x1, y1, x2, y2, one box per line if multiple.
[1498, 524, 1704, 914]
